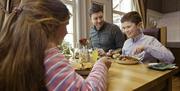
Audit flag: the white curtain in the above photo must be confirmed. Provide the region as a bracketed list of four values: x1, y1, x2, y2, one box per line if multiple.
[133, 0, 147, 29]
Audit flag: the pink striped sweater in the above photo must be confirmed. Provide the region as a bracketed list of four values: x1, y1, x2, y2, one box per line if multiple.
[44, 47, 108, 91]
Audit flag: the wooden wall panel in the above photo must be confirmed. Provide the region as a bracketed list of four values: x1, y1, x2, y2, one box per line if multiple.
[147, 0, 180, 13]
[162, 0, 178, 13]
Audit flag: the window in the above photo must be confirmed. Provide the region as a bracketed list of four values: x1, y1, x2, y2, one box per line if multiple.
[113, 0, 133, 29]
[62, 0, 75, 48]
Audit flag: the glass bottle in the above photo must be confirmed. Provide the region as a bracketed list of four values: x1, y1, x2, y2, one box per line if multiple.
[79, 45, 90, 63]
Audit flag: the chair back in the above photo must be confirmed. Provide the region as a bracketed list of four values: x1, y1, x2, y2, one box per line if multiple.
[143, 27, 167, 46]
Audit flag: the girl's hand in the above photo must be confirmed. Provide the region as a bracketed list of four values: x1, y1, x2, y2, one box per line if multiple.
[99, 57, 112, 69]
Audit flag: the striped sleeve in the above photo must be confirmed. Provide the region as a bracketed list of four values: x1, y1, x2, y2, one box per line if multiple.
[44, 51, 108, 91]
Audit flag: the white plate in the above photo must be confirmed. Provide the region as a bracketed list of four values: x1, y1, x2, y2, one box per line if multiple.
[115, 56, 140, 65]
[116, 60, 139, 65]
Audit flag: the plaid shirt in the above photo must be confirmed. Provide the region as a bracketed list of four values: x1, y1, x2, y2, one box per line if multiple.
[89, 22, 125, 52]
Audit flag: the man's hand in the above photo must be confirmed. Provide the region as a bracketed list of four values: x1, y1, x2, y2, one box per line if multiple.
[97, 48, 106, 56]
[106, 49, 113, 57]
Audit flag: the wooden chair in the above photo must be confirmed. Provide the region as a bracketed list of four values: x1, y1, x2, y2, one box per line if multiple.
[143, 27, 167, 46]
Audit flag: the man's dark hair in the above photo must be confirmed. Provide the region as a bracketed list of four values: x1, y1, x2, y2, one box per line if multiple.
[121, 11, 142, 25]
[89, 3, 103, 17]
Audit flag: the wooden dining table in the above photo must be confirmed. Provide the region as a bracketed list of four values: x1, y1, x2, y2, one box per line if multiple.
[107, 62, 178, 91]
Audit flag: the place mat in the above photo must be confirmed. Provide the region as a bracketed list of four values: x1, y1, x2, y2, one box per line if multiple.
[148, 63, 176, 71]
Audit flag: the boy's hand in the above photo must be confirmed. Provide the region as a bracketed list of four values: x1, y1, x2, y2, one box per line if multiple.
[133, 45, 145, 54]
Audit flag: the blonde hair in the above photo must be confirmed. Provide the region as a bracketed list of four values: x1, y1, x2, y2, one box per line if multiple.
[0, 0, 70, 91]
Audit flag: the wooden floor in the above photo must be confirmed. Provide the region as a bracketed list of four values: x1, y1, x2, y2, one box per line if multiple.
[172, 73, 180, 91]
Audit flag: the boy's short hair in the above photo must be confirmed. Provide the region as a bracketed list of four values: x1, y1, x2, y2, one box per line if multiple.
[121, 11, 142, 25]
[89, 3, 103, 17]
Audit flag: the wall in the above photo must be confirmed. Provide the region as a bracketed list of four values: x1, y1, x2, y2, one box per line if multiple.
[157, 11, 180, 42]
[162, 0, 180, 13]
[146, 9, 162, 28]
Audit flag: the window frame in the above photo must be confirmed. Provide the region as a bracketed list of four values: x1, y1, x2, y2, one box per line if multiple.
[61, 0, 76, 48]
[112, 0, 134, 29]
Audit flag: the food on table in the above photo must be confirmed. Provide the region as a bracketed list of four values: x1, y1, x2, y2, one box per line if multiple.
[116, 56, 139, 65]
[119, 56, 139, 61]
[72, 63, 82, 70]
[71, 61, 93, 70]
[112, 54, 120, 59]
[106, 48, 122, 58]
[82, 62, 93, 69]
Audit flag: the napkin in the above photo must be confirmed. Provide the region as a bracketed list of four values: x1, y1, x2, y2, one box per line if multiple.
[148, 63, 176, 71]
